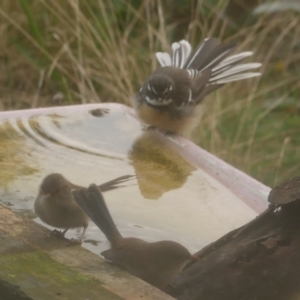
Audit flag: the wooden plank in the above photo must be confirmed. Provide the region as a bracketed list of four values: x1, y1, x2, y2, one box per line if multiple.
[0, 205, 174, 300]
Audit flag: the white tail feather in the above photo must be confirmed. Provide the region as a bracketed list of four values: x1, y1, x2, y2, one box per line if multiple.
[172, 42, 181, 67]
[186, 69, 201, 79]
[213, 52, 254, 71]
[155, 39, 261, 85]
[211, 63, 262, 80]
[156, 40, 192, 68]
[212, 72, 261, 84]
[185, 38, 210, 69]
[198, 49, 233, 72]
[156, 52, 172, 67]
[177, 40, 192, 68]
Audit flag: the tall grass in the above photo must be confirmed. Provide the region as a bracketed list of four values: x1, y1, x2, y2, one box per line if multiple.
[0, 0, 299, 187]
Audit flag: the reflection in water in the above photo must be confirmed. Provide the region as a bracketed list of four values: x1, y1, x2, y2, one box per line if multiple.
[28, 115, 126, 160]
[0, 105, 258, 256]
[129, 131, 195, 199]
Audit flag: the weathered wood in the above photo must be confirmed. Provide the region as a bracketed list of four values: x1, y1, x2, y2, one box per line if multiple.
[166, 203, 300, 300]
[0, 204, 174, 300]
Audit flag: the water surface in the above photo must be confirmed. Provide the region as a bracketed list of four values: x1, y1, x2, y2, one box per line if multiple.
[0, 105, 257, 255]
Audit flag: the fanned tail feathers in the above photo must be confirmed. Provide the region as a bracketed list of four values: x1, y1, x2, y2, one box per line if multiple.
[155, 38, 261, 86]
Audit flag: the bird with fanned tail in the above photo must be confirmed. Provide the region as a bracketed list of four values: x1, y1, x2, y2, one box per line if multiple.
[133, 38, 261, 136]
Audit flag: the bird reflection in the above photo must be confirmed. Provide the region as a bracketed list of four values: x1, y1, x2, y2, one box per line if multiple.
[129, 131, 195, 199]
[73, 185, 197, 289]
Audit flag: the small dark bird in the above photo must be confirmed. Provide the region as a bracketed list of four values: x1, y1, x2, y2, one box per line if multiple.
[73, 185, 197, 289]
[34, 173, 134, 244]
[133, 38, 261, 136]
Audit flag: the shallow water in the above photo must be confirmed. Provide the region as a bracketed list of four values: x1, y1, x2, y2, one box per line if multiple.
[0, 105, 258, 255]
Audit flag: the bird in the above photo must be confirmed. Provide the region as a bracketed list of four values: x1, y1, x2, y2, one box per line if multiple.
[34, 173, 134, 244]
[73, 184, 198, 289]
[133, 38, 261, 136]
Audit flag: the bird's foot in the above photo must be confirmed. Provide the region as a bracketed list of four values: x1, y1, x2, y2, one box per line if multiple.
[141, 124, 157, 131]
[51, 228, 69, 240]
[70, 238, 83, 245]
[51, 229, 65, 238]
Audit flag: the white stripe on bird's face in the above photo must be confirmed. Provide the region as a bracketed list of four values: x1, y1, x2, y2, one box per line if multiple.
[145, 96, 172, 106]
[147, 83, 173, 96]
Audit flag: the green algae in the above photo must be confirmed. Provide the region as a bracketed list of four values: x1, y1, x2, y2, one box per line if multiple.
[0, 121, 38, 187]
[0, 249, 123, 300]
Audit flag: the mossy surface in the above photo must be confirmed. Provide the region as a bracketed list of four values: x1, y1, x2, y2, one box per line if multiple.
[0, 249, 123, 300]
[0, 121, 38, 187]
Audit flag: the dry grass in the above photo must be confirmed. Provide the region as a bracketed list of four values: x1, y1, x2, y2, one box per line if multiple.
[0, 0, 299, 187]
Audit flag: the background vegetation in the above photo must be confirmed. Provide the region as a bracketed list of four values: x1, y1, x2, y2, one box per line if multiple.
[0, 0, 299, 187]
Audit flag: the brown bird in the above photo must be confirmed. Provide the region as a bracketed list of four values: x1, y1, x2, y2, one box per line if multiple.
[73, 184, 197, 289]
[133, 38, 261, 136]
[34, 173, 134, 244]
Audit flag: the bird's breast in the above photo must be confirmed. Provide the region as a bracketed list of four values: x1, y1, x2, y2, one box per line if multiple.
[135, 100, 198, 135]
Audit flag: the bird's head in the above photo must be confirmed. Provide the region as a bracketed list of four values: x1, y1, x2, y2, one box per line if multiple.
[139, 72, 175, 107]
[40, 173, 68, 198]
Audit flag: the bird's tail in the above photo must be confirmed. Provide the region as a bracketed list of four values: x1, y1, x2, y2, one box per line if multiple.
[98, 175, 135, 192]
[73, 185, 122, 246]
[156, 38, 261, 103]
[184, 38, 261, 82]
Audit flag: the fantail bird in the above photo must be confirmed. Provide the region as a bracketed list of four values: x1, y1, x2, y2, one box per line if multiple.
[73, 185, 197, 289]
[34, 173, 134, 244]
[133, 38, 261, 136]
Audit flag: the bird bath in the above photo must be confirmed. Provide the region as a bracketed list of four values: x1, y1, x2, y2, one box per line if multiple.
[0, 103, 270, 256]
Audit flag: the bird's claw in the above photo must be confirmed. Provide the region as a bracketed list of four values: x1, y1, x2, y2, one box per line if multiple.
[141, 124, 157, 131]
[51, 229, 65, 238]
[70, 238, 83, 245]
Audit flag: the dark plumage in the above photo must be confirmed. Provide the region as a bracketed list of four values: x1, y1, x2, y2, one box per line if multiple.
[73, 185, 197, 289]
[34, 173, 134, 244]
[133, 38, 261, 136]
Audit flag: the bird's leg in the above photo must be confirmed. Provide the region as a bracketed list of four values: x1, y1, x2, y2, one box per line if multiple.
[62, 228, 69, 236]
[141, 124, 157, 131]
[70, 225, 88, 245]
